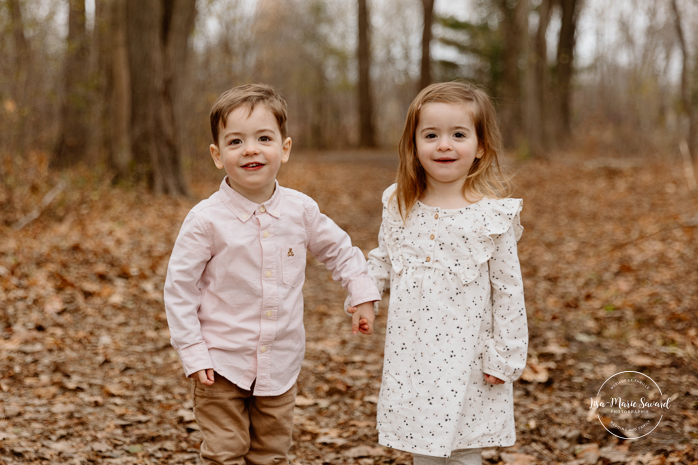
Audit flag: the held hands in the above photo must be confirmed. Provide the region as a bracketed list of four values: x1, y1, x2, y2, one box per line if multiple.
[190, 368, 215, 385]
[484, 374, 505, 385]
[347, 302, 376, 335]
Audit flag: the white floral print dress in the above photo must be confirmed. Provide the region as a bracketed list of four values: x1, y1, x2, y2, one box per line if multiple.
[367, 184, 528, 457]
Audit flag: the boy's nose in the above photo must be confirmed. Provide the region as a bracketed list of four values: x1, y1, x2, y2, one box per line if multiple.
[243, 143, 260, 156]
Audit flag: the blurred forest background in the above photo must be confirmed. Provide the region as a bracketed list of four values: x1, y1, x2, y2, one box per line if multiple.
[2, 1, 698, 464]
[2, 0, 698, 194]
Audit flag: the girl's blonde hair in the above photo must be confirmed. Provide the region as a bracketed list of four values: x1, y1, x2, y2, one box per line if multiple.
[395, 81, 510, 219]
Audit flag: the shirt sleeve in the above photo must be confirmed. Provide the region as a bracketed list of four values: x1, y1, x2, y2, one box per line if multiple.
[482, 226, 528, 383]
[305, 201, 380, 313]
[163, 211, 215, 377]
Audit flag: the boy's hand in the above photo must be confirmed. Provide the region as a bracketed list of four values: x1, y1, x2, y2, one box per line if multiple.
[348, 302, 375, 335]
[484, 374, 505, 385]
[190, 368, 215, 385]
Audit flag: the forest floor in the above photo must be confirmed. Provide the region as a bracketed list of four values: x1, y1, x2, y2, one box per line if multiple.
[0, 150, 697, 464]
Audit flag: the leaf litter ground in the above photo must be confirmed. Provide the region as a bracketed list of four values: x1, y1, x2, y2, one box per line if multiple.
[0, 151, 697, 464]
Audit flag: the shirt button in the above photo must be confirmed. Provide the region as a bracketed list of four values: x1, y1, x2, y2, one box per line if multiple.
[242, 214, 248, 220]
[259, 205, 266, 213]
[260, 346, 267, 353]
[434, 214, 439, 219]
[430, 234, 435, 240]
[263, 231, 269, 238]
[265, 270, 272, 278]
[274, 211, 279, 215]
[266, 310, 273, 317]
[426, 256, 431, 262]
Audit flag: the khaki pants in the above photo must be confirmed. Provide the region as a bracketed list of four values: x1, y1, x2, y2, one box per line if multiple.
[192, 374, 296, 465]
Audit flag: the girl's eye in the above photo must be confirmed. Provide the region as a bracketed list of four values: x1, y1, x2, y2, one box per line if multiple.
[454, 132, 466, 138]
[425, 133, 436, 139]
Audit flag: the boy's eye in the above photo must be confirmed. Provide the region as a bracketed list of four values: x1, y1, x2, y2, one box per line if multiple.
[259, 135, 271, 142]
[229, 138, 242, 146]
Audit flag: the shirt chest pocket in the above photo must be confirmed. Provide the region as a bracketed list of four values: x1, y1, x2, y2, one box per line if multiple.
[282, 243, 306, 287]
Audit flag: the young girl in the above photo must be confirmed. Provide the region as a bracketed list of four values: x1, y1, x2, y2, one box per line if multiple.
[354, 82, 528, 464]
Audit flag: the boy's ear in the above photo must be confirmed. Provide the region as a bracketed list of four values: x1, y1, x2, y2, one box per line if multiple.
[281, 137, 292, 163]
[210, 144, 224, 169]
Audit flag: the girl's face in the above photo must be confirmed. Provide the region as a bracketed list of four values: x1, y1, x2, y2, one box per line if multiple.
[415, 102, 483, 192]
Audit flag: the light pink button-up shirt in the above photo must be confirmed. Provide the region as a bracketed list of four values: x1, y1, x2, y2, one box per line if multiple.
[164, 178, 380, 396]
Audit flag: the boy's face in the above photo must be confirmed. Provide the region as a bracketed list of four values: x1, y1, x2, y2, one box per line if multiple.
[210, 104, 291, 204]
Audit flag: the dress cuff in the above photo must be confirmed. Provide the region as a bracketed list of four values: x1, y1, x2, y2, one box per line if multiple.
[177, 341, 214, 377]
[482, 368, 513, 384]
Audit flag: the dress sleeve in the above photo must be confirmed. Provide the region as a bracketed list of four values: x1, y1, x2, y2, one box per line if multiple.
[482, 223, 528, 383]
[365, 217, 393, 311]
[163, 211, 215, 377]
[306, 200, 381, 313]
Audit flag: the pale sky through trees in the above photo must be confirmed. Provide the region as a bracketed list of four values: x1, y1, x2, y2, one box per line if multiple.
[64, 0, 684, 85]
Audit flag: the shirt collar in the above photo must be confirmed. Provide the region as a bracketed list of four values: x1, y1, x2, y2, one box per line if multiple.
[219, 178, 283, 222]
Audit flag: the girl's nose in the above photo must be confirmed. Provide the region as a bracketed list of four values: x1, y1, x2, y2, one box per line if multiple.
[437, 139, 451, 151]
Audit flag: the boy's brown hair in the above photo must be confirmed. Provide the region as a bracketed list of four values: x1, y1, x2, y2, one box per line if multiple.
[210, 84, 288, 145]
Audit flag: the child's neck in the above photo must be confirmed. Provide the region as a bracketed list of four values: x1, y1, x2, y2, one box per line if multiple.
[420, 183, 479, 209]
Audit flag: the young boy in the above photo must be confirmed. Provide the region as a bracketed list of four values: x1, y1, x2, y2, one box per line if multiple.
[164, 84, 379, 464]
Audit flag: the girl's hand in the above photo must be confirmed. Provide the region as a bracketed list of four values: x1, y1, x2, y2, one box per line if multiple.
[348, 304, 375, 335]
[484, 374, 505, 385]
[190, 368, 215, 385]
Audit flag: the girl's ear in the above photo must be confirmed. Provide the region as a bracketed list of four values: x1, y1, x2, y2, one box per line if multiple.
[476, 145, 485, 159]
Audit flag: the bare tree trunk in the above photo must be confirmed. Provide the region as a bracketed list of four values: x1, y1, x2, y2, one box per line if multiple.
[111, 0, 132, 177]
[524, 0, 540, 156]
[7, 0, 30, 153]
[357, 0, 375, 148]
[552, 0, 581, 142]
[499, 0, 528, 148]
[126, 0, 193, 195]
[53, 0, 90, 168]
[672, 0, 696, 161]
[420, 0, 434, 91]
[157, 0, 195, 195]
[127, 0, 158, 182]
[535, 0, 553, 152]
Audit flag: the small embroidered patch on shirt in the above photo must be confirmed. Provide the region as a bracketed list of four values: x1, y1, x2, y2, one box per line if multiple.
[288, 248, 294, 257]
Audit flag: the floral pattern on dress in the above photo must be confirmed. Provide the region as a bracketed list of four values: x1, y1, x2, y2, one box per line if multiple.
[367, 184, 528, 457]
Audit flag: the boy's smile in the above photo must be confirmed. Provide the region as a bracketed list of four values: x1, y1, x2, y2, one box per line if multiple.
[210, 104, 292, 204]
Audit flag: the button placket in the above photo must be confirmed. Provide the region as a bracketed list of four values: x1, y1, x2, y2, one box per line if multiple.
[427, 209, 440, 264]
[257, 215, 278, 389]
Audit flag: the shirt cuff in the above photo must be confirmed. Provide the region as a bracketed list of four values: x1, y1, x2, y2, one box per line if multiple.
[347, 276, 381, 306]
[344, 276, 381, 315]
[343, 295, 380, 316]
[177, 341, 214, 377]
